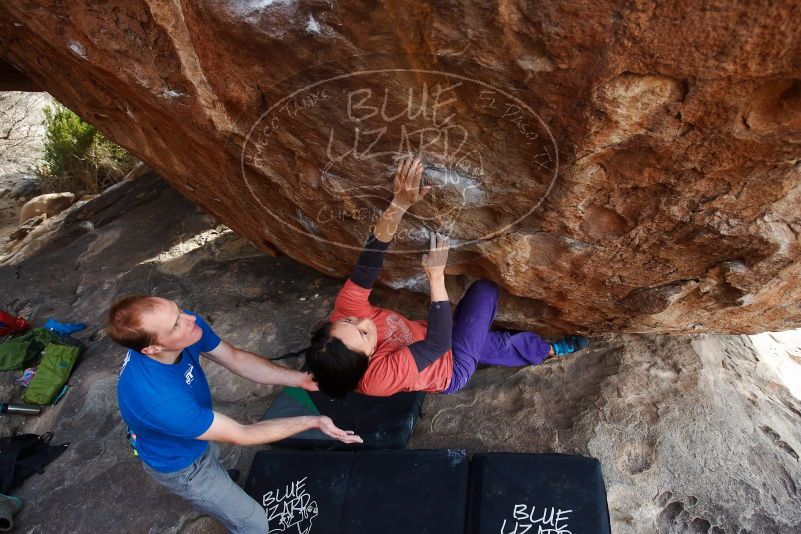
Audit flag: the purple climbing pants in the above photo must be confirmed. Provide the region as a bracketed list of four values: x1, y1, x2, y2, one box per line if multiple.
[443, 280, 551, 394]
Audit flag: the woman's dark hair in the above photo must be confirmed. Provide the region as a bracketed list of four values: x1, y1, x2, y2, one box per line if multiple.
[305, 323, 369, 399]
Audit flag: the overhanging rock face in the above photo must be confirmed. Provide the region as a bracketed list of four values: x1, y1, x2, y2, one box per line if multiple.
[2, 1, 800, 334]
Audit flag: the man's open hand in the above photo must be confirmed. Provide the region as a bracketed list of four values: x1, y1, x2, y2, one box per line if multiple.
[318, 416, 363, 444]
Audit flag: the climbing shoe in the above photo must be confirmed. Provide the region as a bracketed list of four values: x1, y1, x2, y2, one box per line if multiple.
[552, 335, 589, 356]
[226, 468, 241, 482]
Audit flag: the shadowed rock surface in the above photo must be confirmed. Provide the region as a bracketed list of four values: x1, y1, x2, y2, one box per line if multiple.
[0, 175, 799, 533]
[1, 1, 800, 334]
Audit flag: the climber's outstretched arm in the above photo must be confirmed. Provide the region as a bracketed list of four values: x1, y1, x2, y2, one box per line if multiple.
[348, 155, 429, 290]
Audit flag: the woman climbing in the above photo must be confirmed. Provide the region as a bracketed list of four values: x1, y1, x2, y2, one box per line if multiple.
[306, 155, 588, 397]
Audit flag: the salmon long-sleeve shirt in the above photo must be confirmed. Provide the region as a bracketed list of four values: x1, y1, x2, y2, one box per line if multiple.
[330, 279, 454, 396]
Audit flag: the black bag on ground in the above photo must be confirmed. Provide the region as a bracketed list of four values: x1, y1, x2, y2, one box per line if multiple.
[467, 453, 611, 534]
[260, 387, 425, 450]
[245, 448, 470, 534]
[0, 433, 69, 493]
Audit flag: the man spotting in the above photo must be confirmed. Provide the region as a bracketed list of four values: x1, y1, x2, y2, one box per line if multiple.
[109, 296, 362, 533]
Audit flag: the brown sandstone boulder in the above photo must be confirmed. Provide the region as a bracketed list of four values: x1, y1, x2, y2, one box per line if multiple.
[1, 1, 800, 334]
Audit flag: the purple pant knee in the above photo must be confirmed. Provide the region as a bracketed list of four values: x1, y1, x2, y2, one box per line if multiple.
[443, 280, 550, 394]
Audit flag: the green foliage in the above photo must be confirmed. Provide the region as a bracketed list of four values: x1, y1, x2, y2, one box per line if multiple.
[37, 103, 137, 194]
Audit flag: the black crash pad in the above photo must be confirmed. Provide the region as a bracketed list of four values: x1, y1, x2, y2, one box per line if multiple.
[245, 449, 470, 534]
[467, 453, 611, 534]
[261, 387, 424, 450]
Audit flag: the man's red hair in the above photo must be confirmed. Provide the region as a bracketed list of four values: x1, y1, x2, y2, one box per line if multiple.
[107, 295, 160, 351]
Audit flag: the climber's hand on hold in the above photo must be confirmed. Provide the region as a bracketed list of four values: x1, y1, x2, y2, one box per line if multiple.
[422, 232, 449, 302]
[391, 155, 430, 210]
[422, 232, 449, 277]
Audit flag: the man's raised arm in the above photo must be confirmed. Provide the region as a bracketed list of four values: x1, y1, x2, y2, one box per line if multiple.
[204, 340, 318, 390]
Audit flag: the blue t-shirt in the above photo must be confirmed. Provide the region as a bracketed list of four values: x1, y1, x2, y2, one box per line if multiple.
[117, 311, 221, 473]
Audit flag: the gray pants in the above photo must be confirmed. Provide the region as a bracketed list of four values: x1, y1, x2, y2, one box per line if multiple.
[143, 443, 268, 534]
